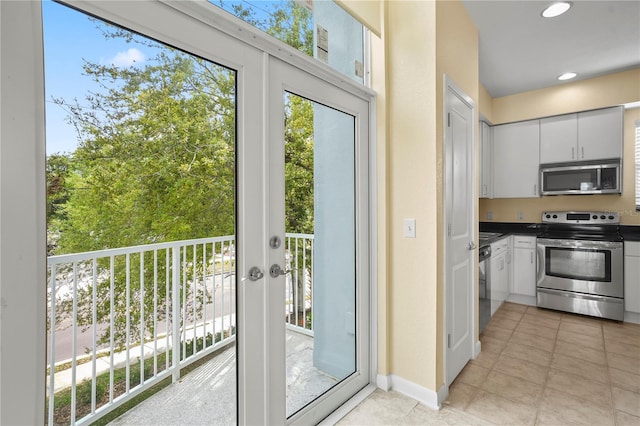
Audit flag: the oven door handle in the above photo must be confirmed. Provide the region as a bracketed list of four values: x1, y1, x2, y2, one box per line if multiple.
[536, 245, 546, 286]
[537, 238, 622, 250]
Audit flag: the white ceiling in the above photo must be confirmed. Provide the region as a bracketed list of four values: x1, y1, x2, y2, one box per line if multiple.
[461, 0, 640, 98]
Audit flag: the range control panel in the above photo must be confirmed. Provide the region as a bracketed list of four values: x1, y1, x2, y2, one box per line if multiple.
[542, 211, 619, 225]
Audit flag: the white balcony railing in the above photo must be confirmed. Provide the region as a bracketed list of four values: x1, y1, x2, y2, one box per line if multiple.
[47, 233, 313, 425]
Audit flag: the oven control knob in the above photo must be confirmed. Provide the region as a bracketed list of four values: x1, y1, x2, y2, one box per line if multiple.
[552, 214, 558, 219]
[593, 215, 598, 219]
[600, 215, 606, 220]
[546, 214, 551, 219]
[608, 215, 615, 220]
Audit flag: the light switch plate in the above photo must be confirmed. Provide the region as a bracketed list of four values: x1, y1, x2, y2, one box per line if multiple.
[404, 218, 416, 238]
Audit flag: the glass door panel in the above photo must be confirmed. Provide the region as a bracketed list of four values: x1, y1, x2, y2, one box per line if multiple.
[43, 3, 237, 424]
[268, 56, 370, 425]
[284, 93, 356, 417]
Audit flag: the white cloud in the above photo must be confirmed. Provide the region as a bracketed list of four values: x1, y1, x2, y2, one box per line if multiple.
[107, 48, 146, 67]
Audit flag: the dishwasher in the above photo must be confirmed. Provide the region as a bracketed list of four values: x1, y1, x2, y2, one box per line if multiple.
[479, 244, 491, 333]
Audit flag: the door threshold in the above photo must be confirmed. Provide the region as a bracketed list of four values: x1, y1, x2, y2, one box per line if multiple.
[318, 384, 377, 425]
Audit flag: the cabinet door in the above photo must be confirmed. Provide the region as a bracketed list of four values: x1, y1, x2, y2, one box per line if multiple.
[540, 114, 577, 164]
[492, 120, 540, 198]
[480, 121, 492, 198]
[513, 247, 536, 296]
[577, 106, 623, 161]
[625, 242, 640, 314]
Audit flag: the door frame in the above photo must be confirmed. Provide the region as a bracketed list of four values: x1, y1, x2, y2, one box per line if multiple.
[443, 75, 477, 392]
[0, 1, 377, 423]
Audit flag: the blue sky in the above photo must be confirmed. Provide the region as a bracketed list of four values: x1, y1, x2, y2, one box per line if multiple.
[42, 1, 156, 154]
[42, 0, 287, 155]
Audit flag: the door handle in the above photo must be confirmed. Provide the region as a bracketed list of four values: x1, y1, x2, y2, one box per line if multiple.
[243, 266, 264, 282]
[269, 264, 291, 278]
[468, 242, 476, 251]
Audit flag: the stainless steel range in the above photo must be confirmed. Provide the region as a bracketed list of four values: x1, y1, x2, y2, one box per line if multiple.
[537, 211, 624, 321]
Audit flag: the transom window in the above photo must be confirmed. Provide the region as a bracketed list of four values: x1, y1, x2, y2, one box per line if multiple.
[211, 0, 366, 84]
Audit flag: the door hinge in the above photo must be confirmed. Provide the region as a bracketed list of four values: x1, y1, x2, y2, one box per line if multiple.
[447, 112, 451, 127]
[447, 334, 452, 348]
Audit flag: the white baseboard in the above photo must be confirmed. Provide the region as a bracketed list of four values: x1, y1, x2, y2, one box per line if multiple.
[376, 373, 391, 391]
[377, 374, 442, 411]
[624, 311, 640, 324]
[474, 340, 482, 358]
[506, 294, 536, 306]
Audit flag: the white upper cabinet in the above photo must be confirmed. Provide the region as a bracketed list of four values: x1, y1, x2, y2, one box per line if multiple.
[492, 120, 540, 198]
[540, 106, 623, 164]
[577, 106, 623, 161]
[480, 121, 493, 198]
[540, 113, 578, 164]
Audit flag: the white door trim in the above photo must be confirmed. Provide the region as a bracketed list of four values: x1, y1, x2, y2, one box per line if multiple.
[442, 75, 477, 393]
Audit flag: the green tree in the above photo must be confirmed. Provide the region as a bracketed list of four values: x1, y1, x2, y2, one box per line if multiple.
[47, 0, 316, 347]
[54, 52, 236, 254]
[284, 93, 314, 234]
[46, 153, 72, 255]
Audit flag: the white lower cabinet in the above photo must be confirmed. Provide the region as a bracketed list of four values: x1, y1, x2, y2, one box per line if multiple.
[512, 236, 537, 297]
[625, 241, 640, 314]
[490, 237, 510, 315]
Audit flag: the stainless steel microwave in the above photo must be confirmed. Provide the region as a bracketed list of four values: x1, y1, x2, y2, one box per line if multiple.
[540, 159, 621, 195]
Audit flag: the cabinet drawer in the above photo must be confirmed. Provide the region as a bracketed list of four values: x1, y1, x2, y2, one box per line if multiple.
[625, 241, 640, 257]
[513, 235, 536, 249]
[491, 237, 509, 255]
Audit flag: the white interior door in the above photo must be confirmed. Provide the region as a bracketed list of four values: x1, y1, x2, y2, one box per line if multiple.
[444, 78, 476, 386]
[268, 56, 371, 425]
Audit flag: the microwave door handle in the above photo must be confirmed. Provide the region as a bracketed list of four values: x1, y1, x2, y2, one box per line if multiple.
[595, 168, 602, 190]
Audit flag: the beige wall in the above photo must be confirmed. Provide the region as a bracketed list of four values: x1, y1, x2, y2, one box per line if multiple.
[336, 0, 382, 36]
[373, 0, 478, 394]
[384, 0, 438, 391]
[492, 69, 640, 124]
[480, 69, 640, 225]
[479, 83, 494, 124]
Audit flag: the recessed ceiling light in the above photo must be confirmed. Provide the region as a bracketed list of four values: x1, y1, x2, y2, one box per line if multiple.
[542, 2, 572, 18]
[558, 72, 577, 81]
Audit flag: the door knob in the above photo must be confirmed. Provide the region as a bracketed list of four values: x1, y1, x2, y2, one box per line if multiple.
[269, 264, 290, 278]
[243, 266, 264, 282]
[468, 242, 477, 250]
[269, 236, 281, 249]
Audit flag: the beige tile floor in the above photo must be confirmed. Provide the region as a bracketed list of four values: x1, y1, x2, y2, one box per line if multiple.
[339, 302, 640, 425]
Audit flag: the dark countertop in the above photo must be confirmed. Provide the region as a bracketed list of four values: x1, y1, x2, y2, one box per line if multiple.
[621, 226, 640, 241]
[481, 222, 640, 242]
[480, 222, 541, 236]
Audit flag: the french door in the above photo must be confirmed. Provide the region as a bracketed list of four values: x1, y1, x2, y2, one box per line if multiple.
[37, 1, 371, 425]
[266, 57, 371, 424]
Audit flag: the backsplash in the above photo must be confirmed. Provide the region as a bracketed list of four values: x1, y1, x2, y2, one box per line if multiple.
[479, 196, 640, 226]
